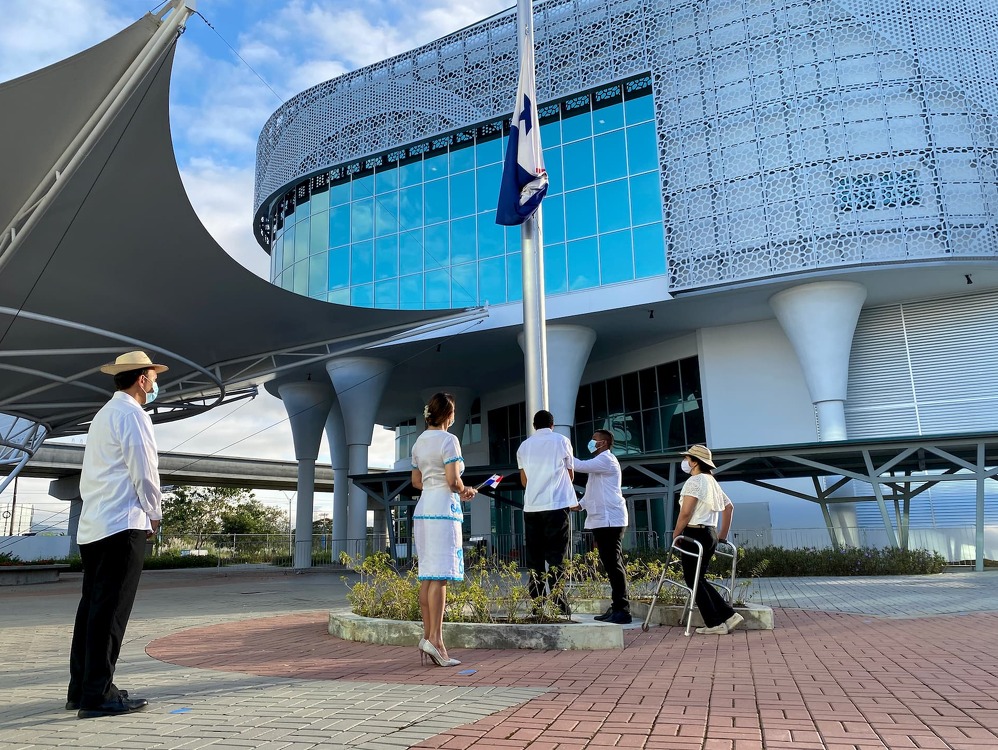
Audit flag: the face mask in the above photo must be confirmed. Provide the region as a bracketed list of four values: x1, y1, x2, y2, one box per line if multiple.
[145, 378, 159, 405]
[681, 459, 692, 474]
[587, 439, 599, 454]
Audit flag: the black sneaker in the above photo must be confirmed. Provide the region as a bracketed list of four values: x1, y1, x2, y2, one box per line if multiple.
[606, 610, 633, 625]
[593, 607, 613, 621]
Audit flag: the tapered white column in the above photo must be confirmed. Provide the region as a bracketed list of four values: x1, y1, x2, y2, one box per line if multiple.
[323, 397, 349, 560]
[520, 325, 596, 438]
[770, 281, 867, 542]
[326, 357, 393, 559]
[278, 382, 334, 569]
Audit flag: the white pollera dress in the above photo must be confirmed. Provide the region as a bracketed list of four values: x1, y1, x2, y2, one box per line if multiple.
[411, 429, 465, 581]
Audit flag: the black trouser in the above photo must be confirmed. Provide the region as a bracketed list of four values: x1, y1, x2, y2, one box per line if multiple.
[523, 508, 571, 600]
[678, 525, 734, 628]
[68, 529, 146, 708]
[591, 526, 629, 613]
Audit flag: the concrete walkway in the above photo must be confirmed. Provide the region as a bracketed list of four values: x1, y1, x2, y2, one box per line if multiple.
[1, 567, 996, 749]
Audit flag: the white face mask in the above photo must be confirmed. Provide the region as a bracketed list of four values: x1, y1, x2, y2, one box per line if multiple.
[681, 459, 692, 474]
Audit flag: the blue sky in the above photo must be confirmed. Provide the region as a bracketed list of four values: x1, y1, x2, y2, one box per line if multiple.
[0, 0, 511, 528]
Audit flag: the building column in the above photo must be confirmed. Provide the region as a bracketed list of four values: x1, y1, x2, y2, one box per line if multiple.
[278, 382, 334, 569]
[49, 474, 82, 557]
[519, 325, 596, 439]
[324, 397, 349, 561]
[770, 281, 867, 543]
[326, 357, 393, 559]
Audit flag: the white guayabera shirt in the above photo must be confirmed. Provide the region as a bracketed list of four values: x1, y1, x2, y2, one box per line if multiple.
[77, 391, 163, 545]
[573, 451, 628, 529]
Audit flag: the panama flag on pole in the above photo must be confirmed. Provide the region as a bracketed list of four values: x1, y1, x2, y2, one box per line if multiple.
[475, 474, 504, 490]
[495, 28, 548, 226]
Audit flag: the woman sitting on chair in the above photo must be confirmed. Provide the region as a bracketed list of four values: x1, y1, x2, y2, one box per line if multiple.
[673, 444, 744, 635]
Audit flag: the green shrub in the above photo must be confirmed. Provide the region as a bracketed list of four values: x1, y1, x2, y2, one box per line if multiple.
[732, 545, 945, 576]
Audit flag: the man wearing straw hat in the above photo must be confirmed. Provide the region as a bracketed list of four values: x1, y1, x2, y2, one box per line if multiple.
[68, 351, 167, 718]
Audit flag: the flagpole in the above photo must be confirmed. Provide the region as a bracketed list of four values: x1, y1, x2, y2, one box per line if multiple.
[518, 0, 549, 421]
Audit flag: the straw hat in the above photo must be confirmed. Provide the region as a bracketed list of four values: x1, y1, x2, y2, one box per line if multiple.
[680, 444, 716, 469]
[99, 351, 169, 376]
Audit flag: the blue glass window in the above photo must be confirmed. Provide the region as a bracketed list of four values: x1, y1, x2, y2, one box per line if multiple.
[308, 251, 328, 296]
[375, 193, 399, 236]
[375, 278, 398, 308]
[375, 235, 398, 280]
[593, 102, 624, 134]
[544, 242, 568, 294]
[293, 259, 308, 295]
[476, 163, 502, 213]
[327, 288, 349, 304]
[597, 179, 630, 234]
[543, 146, 563, 195]
[540, 119, 561, 147]
[399, 185, 423, 230]
[626, 122, 658, 174]
[477, 212, 505, 258]
[595, 130, 628, 183]
[450, 171, 476, 218]
[294, 217, 310, 261]
[424, 223, 450, 269]
[633, 223, 666, 278]
[562, 108, 592, 142]
[399, 231, 423, 274]
[351, 283, 373, 307]
[272, 235, 283, 276]
[506, 253, 522, 302]
[282, 225, 295, 269]
[351, 199, 373, 241]
[625, 94, 654, 124]
[400, 274, 423, 309]
[563, 140, 595, 191]
[543, 194, 565, 244]
[328, 247, 349, 289]
[329, 205, 350, 247]
[565, 188, 597, 240]
[296, 197, 309, 218]
[329, 182, 350, 206]
[568, 237, 599, 290]
[310, 190, 329, 214]
[424, 152, 448, 180]
[450, 146, 475, 174]
[599, 230, 634, 284]
[352, 174, 374, 199]
[309, 211, 329, 254]
[450, 217, 476, 264]
[400, 160, 422, 188]
[376, 167, 399, 194]
[451, 263, 477, 307]
[478, 257, 506, 304]
[476, 137, 502, 166]
[351, 240, 374, 284]
[423, 179, 449, 225]
[630, 172, 662, 226]
[425, 269, 450, 308]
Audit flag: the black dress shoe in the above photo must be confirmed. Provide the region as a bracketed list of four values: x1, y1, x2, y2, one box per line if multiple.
[67, 687, 127, 710]
[593, 606, 613, 621]
[606, 610, 633, 625]
[77, 695, 148, 719]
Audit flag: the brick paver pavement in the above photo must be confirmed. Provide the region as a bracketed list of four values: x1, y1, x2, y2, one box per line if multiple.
[2, 567, 997, 749]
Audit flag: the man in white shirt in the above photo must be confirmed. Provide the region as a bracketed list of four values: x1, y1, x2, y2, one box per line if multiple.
[68, 351, 166, 719]
[516, 410, 576, 615]
[572, 429, 631, 624]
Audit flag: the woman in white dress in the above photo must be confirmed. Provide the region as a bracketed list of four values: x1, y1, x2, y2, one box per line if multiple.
[411, 392, 477, 666]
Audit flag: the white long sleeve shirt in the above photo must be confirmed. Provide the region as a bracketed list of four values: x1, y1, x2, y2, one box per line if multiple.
[77, 391, 162, 545]
[573, 451, 628, 529]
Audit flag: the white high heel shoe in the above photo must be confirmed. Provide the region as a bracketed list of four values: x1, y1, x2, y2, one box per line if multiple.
[419, 639, 461, 667]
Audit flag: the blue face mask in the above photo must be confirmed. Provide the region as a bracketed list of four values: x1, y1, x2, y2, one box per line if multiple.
[145, 378, 159, 405]
[587, 439, 599, 454]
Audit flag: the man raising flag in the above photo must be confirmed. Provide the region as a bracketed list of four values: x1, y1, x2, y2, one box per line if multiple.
[495, 0, 548, 227]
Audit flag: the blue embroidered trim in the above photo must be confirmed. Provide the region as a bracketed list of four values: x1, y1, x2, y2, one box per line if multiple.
[443, 456, 464, 465]
[413, 515, 463, 521]
[410, 463, 418, 469]
[418, 576, 464, 581]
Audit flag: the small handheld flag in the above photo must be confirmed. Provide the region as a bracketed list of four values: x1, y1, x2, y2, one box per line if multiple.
[475, 474, 504, 490]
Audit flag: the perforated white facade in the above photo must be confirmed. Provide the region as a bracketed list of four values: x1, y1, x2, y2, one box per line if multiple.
[255, 0, 998, 292]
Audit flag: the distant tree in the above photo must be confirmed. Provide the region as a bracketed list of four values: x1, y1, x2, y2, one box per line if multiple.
[313, 517, 332, 535]
[162, 487, 286, 546]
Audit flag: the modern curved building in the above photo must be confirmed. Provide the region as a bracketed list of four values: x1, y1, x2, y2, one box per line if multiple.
[254, 0, 998, 553]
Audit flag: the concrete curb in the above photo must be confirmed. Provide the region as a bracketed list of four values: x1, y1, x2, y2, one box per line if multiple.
[573, 598, 775, 629]
[328, 610, 625, 650]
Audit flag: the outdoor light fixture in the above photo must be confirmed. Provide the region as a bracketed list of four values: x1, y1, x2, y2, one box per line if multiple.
[965, 274, 973, 285]
[648, 310, 655, 319]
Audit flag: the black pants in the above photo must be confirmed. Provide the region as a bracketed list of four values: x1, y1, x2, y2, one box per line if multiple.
[523, 508, 571, 600]
[68, 529, 146, 708]
[591, 526, 629, 613]
[678, 525, 734, 628]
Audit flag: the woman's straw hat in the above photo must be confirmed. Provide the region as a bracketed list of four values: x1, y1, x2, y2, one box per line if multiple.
[680, 444, 716, 469]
